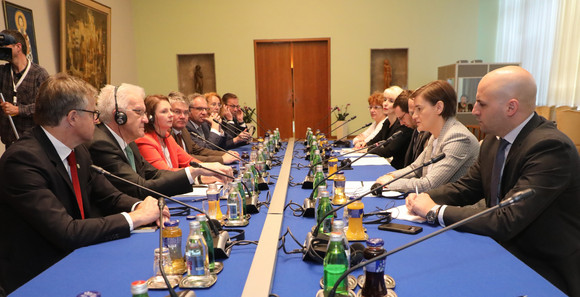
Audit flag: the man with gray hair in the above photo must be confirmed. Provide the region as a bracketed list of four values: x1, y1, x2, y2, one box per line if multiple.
[87, 84, 231, 199]
[0, 73, 168, 294]
[167, 91, 238, 164]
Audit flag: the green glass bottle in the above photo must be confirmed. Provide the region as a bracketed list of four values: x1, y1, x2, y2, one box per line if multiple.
[313, 164, 326, 198]
[323, 232, 349, 296]
[311, 149, 322, 168]
[235, 177, 247, 215]
[316, 190, 334, 235]
[195, 214, 216, 273]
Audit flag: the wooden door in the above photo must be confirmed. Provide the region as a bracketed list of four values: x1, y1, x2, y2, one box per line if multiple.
[254, 42, 293, 138]
[293, 40, 330, 136]
[254, 39, 330, 139]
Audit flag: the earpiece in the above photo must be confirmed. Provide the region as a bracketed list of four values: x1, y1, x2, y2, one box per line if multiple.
[148, 114, 154, 124]
[113, 86, 127, 125]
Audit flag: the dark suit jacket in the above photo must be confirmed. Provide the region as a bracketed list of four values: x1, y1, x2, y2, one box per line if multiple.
[86, 124, 192, 199]
[427, 113, 580, 296]
[368, 119, 413, 169]
[0, 126, 141, 294]
[221, 118, 246, 139]
[171, 128, 224, 163]
[403, 129, 430, 167]
[186, 120, 229, 149]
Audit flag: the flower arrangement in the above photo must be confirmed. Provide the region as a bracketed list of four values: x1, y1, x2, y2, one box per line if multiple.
[241, 106, 256, 124]
[333, 104, 350, 121]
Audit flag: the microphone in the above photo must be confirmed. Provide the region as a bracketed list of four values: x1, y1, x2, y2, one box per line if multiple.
[314, 106, 339, 134]
[92, 165, 201, 297]
[303, 153, 446, 262]
[301, 139, 390, 217]
[333, 122, 371, 148]
[349, 242, 366, 266]
[91, 165, 234, 262]
[327, 188, 536, 297]
[367, 130, 403, 154]
[188, 130, 244, 163]
[190, 161, 235, 180]
[370, 152, 445, 196]
[329, 116, 357, 133]
[213, 118, 246, 136]
[190, 160, 262, 214]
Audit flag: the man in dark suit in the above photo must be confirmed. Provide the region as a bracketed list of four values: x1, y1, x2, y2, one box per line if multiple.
[221, 93, 253, 140]
[0, 74, 167, 294]
[393, 92, 430, 167]
[186, 94, 248, 149]
[86, 84, 207, 199]
[168, 91, 239, 164]
[406, 66, 580, 296]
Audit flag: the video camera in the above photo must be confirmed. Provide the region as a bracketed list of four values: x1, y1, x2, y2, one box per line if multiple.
[0, 33, 15, 61]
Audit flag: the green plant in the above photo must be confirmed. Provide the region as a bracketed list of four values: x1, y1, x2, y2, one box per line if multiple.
[333, 104, 350, 121]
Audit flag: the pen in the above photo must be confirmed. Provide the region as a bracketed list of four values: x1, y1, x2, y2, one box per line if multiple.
[415, 185, 419, 196]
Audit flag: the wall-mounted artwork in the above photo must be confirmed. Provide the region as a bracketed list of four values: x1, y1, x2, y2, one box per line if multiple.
[370, 48, 408, 93]
[60, 0, 110, 89]
[177, 54, 216, 95]
[3, 1, 39, 64]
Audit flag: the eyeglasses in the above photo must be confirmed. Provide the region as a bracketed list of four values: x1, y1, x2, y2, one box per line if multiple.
[209, 102, 222, 107]
[396, 112, 408, 122]
[227, 104, 241, 109]
[75, 109, 100, 120]
[131, 109, 147, 117]
[190, 106, 210, 112]
[171, 109, 190, 116]
[368, 105, 382, 110]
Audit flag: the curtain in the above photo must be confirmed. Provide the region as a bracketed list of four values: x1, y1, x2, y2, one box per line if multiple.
[495, 0, 561, 106]
[547, 0, 580, 107]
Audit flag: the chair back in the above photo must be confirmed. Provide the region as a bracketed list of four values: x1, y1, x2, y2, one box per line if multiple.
[535, 105, 554, 121]
[557, 110, 580, 153]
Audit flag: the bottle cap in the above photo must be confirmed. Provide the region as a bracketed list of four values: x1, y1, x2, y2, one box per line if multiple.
[332, 219, 345, 230]
[366, 238, 385, 247]
[76, 291, 101, 297]
[329, 232, 342, 241]
[130, 280, 148, 294]
[321, 190, 330, 198]
[163, 219, 179, 227]
[196, 213, 207, 221]
[318, 185, 327, 191]
[189, 220, 201, 229]
[316, 164, 323, 171]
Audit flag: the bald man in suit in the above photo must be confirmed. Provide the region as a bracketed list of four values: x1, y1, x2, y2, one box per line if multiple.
[406, 66, 580, 296]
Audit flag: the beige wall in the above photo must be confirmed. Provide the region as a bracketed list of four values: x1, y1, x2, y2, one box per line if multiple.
[0, 0, 138, 84]
[132, 0, 498, 132]
[0, 0, 497, 148]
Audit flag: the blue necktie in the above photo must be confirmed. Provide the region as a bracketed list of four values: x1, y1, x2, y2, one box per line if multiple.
[490, 138, 510, 206]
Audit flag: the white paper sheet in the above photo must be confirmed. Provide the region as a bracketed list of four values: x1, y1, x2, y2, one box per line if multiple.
[388, 204, 427, 223]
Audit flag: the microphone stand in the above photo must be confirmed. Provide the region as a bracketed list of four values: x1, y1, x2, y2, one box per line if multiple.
[314, 106, 338, 134]
[302, 153, 445, 262]
[327, 189, 536, 297]
[333, 122, 371, 148]
[301, 139, 394, 217]
[0, 93, 19, 140]
[252, 113, 272, 136]
[213, 118, 246, 137]
[188, 130, 243, 163]
[91, 165, 194, 296]
[329, 116, 357, 134]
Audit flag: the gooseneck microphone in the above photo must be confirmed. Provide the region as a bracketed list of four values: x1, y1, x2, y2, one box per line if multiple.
[314, 106, 339, 134]
[189, 130, 244, 163]
[213, 118, 246, 136]
[333, 122, 372, 147]
[329, 116, 357, 133]
[302, 153, 446, 262]
[327, 188, 536, 297]
[189, 161, 235, 180]
[91, 165, 195, 297]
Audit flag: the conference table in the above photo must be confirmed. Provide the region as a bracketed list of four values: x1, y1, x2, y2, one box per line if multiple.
[10, 139, 565, 297]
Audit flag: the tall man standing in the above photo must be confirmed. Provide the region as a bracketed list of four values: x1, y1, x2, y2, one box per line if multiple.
[0, 74, 169, 294]
[406, 66, 580, 296]
[0, 30, 49, 148]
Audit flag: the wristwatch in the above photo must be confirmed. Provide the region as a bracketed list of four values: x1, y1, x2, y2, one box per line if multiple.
[426, 205, 441, 225]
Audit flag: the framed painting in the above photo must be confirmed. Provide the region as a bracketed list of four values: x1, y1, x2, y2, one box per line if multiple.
[3, 1, 39, 64]
[60, 0, 110, 88]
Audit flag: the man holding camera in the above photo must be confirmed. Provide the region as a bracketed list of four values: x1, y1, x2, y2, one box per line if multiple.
[0, 30, 49, 149]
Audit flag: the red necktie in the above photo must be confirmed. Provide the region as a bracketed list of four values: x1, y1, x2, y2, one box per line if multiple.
[67, 151, 85, 219]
